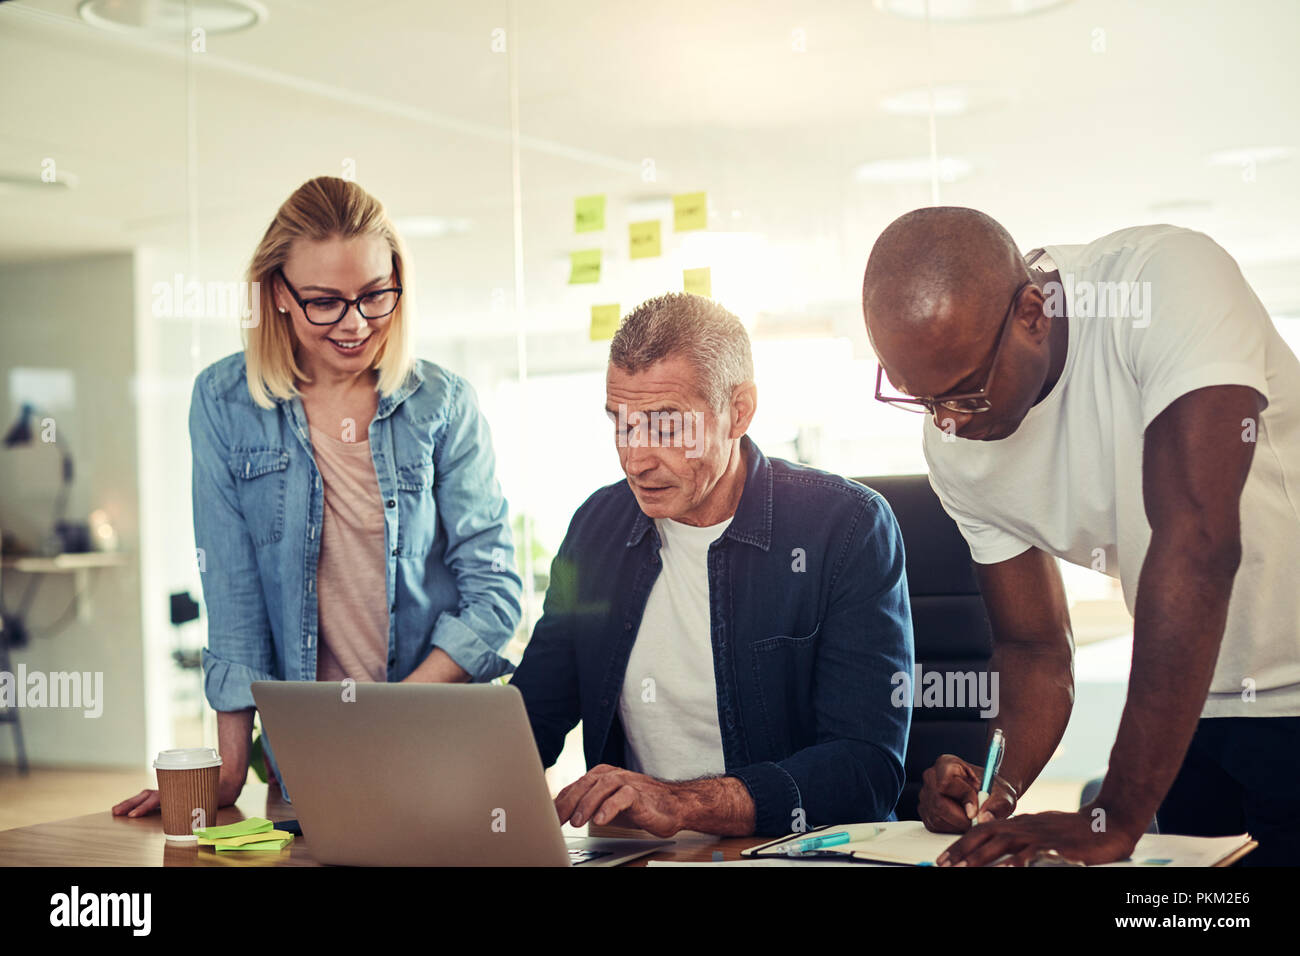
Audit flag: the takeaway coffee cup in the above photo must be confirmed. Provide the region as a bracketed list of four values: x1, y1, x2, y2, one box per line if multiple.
[153, 747, 222, 842]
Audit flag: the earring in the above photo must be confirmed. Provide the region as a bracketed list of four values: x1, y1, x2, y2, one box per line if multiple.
[278, 307, 287, 314]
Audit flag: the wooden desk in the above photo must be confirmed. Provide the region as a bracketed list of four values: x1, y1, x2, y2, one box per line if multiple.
[0, 782, 760, 866]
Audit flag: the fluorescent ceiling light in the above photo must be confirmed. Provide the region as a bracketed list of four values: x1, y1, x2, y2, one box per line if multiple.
[879, 86, 1016, 117]
[874, 0, 1071, 20]
[0, 171, 79, 190]
[78, 0, 266, 35]
[880, 87, 971, 117]
[1206, 146, 1294, 168]
[854, 157, 972, 184]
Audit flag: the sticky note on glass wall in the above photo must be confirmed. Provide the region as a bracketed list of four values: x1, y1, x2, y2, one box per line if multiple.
[575, 194, 605, 233]
[590, 304, 621, 341]
[569, 249, 601, 284]
[684, 267, 712, 297]
[629, 220, 661, 259]
[673, 192, 707, 231]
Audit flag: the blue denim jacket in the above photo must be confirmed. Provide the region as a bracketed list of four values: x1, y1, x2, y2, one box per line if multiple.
[510, 436, 913, 835]
[191, 353, 523, 798]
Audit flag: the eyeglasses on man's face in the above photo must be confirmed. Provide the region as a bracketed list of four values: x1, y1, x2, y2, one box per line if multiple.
[277, 260, 403, 326]
[874, 278, 1033, 416]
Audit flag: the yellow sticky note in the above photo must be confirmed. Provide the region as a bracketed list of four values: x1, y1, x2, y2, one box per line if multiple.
[575, 194, 605, 233]
[629, 220, 661, 259]
[569, 249, 601, 284]
[684, 267, 712, 297]
[673, 192, 707, 232]
[590, 304, 621, 341]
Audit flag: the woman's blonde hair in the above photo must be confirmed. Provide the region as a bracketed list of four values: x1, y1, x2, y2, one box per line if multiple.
[243, 176, 415, 408]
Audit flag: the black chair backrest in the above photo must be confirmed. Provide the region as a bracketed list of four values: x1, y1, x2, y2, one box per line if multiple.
[854, 474, 994, 820]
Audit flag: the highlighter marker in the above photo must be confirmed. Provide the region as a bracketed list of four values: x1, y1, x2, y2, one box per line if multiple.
[785, 832, 853, 855]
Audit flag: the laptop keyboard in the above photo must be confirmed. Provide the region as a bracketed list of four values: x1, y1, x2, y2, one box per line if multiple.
[568, 847, 614, 865]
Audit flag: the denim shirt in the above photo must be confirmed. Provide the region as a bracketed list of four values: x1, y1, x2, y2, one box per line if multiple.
[510, 436, 914, 836]
[191, 353, 523, 798]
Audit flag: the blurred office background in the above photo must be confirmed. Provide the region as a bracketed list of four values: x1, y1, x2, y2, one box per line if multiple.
[1, 0, 1297, 826]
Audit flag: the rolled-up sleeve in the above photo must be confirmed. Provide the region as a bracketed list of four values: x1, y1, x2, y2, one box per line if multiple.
[190, 373, 278, 711]
[429, 376, 524, 681]
[201, 649, 277, 712]
[729, 493, 914, 835]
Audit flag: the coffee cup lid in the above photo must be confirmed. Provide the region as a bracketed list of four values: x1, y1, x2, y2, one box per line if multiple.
[153, 747, 222, 770]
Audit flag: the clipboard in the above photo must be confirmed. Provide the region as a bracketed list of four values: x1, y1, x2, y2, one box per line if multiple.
[1212, 841, 1257, 867]
[743, 822, 1259, 867]
[741, 821, 941, 865]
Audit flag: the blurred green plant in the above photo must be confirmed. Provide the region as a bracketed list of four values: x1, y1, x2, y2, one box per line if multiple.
[249, 728, 268, 783]
[512, 514, 553, 588]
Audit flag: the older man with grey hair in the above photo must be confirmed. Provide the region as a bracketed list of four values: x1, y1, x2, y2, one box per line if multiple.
[510, 292, 915, 837]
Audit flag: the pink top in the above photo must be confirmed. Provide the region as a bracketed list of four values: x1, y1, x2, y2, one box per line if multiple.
[310, 424, 390, 683]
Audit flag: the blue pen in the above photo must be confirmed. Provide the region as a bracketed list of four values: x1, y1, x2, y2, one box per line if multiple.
[976, 728, 1006, 819]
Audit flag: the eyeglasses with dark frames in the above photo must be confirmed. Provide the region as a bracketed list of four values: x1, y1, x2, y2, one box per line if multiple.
[277, 258, 403, 326]
[874, 278, 1033, 416]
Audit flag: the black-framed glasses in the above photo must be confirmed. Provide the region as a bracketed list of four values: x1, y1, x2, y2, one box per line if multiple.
[277, 260, 403, 326]
[874, 278, 1033, 415]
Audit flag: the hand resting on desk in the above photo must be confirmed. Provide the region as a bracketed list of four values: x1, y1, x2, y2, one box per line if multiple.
[111, 776, 244, 819]
[554, 763, 756, 838]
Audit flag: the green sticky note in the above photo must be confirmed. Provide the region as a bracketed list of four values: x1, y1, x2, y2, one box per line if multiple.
[629, 220, 661, 259]
[192, 817, 273, 840]
[199, 830, 290, 848]
[673, 192, 707, 231]
[684, 267, 712, 297]
[569, 249, 601, 284]
[214, 836, 293, 852]
[574, 194, 605, 233]
[590, 304, 621, 341]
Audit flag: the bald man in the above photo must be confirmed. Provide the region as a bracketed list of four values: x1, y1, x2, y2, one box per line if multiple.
[863, 207, 1300, 866]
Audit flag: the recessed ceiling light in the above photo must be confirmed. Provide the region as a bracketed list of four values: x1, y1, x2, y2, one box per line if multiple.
[1206, 146, 1294, 168]
[854, 157, 972, 184]
[78, 0, 266, 35]
[874, 0, 1071, 20]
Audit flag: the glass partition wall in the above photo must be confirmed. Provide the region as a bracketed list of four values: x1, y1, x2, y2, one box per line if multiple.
[2, 0, 1298, 802]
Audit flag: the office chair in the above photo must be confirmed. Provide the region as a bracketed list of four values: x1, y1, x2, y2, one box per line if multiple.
[1079, 776, 1159, 833]
[854, 474, 994, 821]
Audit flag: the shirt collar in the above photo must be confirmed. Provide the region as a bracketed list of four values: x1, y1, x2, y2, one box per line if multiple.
[374, 361, 424, 420]
[624, 435, 772, 551]
[275, 361, 424, 420]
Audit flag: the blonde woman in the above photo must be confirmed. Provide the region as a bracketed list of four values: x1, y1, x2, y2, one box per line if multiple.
[114, 176, 522, 816]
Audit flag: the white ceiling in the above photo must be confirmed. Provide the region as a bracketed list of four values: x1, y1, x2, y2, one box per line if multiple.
[2, 0, 1298, 336]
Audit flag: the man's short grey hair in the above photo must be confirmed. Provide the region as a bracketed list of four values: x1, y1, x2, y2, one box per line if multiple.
[609, 292, 754, 412]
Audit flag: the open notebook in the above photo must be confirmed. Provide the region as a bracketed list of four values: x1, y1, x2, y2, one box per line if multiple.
[741, 821, 1256, 867]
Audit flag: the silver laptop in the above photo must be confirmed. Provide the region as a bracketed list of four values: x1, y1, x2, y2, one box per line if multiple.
[251, 681, 671, 866]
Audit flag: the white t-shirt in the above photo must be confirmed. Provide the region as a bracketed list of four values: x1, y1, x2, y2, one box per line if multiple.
[618, 516, 731, 780]
[924, 225, 1300, 718]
